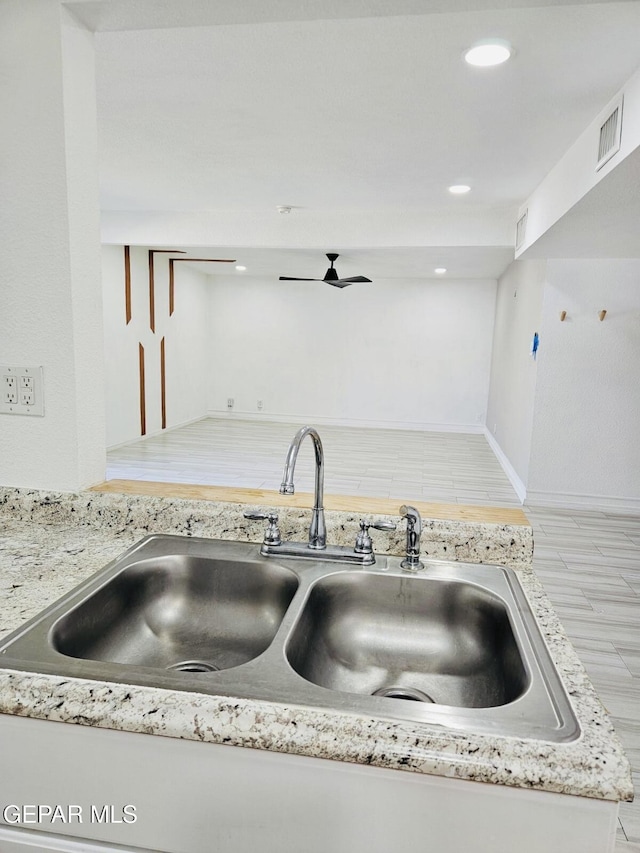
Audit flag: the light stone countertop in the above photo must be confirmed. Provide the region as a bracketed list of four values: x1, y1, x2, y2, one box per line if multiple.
[0, 487, 633, 803]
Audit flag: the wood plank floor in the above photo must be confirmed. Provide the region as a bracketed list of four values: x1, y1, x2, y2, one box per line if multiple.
[108, 418, 640, 848]
[107, 418, 523, 506]
[528, 505, 640, 849]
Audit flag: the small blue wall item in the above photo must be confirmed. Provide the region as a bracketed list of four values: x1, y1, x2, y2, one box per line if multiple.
[531, 331, 539, 360]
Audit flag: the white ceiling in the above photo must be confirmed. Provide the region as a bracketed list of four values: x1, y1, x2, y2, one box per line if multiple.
[69, 0, 640, 277]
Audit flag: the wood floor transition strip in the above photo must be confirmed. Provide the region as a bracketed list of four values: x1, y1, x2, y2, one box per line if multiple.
[91, 479, 530, 525]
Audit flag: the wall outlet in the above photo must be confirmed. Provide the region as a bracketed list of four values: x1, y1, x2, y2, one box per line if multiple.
[3, 375, 17, 405]
[0, 365, 44, 416]
[493, 423, 497, 434]
[257, 400, 263, 411]
[227, 398, 234, 409]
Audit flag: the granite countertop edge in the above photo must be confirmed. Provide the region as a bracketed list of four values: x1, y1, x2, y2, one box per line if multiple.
[0, 487, 633, 803]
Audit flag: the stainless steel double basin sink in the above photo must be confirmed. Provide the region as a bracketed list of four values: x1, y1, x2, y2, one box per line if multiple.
[0, 535, 580, 742]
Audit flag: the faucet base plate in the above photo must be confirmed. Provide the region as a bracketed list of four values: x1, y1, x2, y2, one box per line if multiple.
[260, 540, 379, 567]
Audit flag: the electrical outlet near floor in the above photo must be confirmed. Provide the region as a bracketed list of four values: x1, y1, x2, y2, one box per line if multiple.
[0, 365, 44, 416]
[227, 398, 234, 409]
[257, 400, 263, 411]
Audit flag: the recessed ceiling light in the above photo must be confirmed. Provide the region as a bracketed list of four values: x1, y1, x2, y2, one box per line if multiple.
[276, 205, 292, 214]
[434, 268, 447, 274]
[235, 265, 246, 271]
[464, 40, 512, 68]
[449, 184, 471, 195]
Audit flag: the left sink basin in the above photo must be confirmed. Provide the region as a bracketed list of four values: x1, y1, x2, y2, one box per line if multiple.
[52, 554, 299, 672]
[2, 536, 299, 674]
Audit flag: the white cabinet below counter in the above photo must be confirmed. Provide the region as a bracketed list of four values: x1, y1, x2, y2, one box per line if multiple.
[0, 714, 619, 853]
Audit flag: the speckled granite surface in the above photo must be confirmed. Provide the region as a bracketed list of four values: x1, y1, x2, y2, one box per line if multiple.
[0, 487, 534, 568]
[0, 487, 633, 803]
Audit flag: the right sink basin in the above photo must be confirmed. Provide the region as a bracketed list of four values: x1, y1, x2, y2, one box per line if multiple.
[286, 571, 529, 709]
[282, 560, 580, 742]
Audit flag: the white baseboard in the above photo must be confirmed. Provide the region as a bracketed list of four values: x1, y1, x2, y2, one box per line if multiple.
[483, 428, 527, 504]
[106, 416, 208, 451]
[525, 490, 640, 515]
[206, 410, 485, 434]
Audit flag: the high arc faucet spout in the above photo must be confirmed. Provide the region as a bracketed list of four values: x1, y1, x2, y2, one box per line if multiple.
[280, 426, 326, 550]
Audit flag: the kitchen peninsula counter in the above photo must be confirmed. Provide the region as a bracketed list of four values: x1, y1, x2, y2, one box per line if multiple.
[0, 486, 633, 807]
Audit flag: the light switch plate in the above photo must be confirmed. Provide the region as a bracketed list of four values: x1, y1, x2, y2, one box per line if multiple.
[0, 365, 44, 416]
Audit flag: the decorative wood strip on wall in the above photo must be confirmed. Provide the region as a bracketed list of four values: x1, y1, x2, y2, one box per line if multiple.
[170, 258, 236, 264]
[147, 251, 231, 329]
[148, 250, 155, 334]
[147, 250, 186, 323]
[139, 343, 146, 436]
[160, 337, 166, 430]
[167, 256, 234, 316]
[124, 245, 131, 325]
[169, 259, 175, 317]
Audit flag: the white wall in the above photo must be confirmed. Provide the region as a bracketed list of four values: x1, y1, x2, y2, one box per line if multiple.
[101, 247, 210, 448]
[101, 245, 142, 446]
[485, 260, 546, 499]
[162, 263, 211, 434]
[517, 63, 640, 257]
[208, 276, 496, 430]
[527, 259, 640, 510]
[0, 1, 105, 491]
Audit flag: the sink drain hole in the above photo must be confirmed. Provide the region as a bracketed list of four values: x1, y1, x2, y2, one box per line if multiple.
[372, 686, 436, 703]
[167, 660, 219, 674]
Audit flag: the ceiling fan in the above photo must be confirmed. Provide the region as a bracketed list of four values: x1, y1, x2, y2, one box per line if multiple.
[279, 253, 372, 289]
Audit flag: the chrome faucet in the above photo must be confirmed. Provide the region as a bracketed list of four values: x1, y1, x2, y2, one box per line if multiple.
[280, 426, 326, 550]
[400, 505, 424, 571]
[244, 426, 393, 566]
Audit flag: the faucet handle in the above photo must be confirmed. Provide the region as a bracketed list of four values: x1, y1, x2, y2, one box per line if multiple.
[354, 518, 397, 554]
[243, 511, 281, 546]
[370, 520, 397, 532]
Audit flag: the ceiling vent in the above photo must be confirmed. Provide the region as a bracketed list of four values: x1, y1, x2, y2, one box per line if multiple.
[515, 209, 528, 250]
[596, 95, 623, 171]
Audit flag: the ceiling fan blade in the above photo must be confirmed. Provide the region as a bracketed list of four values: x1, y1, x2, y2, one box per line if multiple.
[279, 252, 372, 286]
[327, 280, 356, 289]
